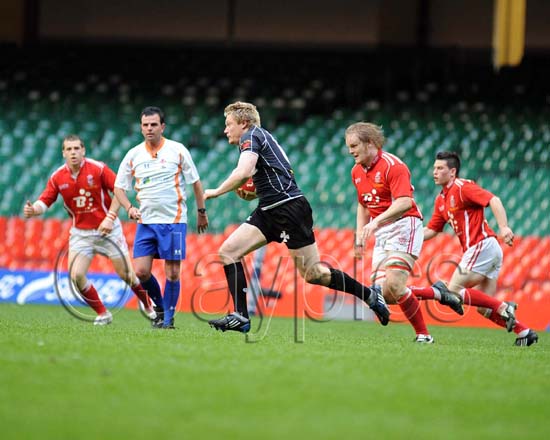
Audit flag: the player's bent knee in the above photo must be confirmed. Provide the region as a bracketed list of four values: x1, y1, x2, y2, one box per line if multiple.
[218, 244, 241, 264]
[383, 280, 406, 303]
[135, 268, 151, 281]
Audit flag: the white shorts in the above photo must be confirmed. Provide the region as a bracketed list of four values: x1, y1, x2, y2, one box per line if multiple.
[69, 220, 129, 260]
[459, 236, 503, 280]
[371, 216, 423, 282]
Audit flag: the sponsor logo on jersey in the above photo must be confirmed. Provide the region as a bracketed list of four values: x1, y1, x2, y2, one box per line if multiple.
[87, 174, 95, 186]
[241, 140, 252, 151]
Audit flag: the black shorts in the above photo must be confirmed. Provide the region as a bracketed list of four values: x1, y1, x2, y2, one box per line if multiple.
[246, 197, 316, 249]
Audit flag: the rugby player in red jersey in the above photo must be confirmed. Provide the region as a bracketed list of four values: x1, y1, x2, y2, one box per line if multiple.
[23, 135, 155, 325]
[346, 122, 458, 343]
[412, 151, 538, 346]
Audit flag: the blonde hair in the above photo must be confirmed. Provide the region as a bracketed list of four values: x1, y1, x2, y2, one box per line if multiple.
[224, 101, 261, 127]
[345, 122, 385, 149]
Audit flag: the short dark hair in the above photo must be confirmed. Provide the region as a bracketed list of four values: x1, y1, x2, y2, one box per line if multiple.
[436, 151, 461, 176]
[140, 106, 165, 124]
[62, 134, 84, 150]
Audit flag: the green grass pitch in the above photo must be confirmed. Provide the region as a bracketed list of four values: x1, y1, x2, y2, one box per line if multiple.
[0, 303, 548, 440]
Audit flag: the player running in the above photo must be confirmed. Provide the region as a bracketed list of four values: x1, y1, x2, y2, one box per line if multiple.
[413, 151, 538, 346]
[203, 101, 390, 333]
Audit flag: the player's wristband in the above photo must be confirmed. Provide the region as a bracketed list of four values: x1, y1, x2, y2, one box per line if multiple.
[197, 208, 207, 214]
[126, 205, 133, 213]
[106, 211, 117, 221]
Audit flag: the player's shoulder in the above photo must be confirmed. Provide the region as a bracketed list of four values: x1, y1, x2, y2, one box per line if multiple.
[455, 178, 470, 185]
[122, 142, 146, 158]
[381, 151, 406, 167]
[243, 125, 268, 144]
[239, 130, 255, 152]
[164, 137, 185, 148]
[164, 138, 189, 153]
[84, 157, 107, 170]
[49, 163, 68, 181]
[380, 152, 410, 177]
[250, 125, 271, 138]
[454, 178, 478, 190]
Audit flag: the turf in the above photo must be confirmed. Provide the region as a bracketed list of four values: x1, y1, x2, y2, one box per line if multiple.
[0, 304, 548, 440]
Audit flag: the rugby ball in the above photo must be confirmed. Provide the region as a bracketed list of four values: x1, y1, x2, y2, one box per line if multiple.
[236, 178, 257, 201]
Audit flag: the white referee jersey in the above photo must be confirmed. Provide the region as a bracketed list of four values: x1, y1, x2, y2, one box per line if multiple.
[115, 137, 200, 224]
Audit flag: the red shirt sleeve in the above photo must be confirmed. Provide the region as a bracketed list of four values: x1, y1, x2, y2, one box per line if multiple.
[101, 164, 117, 192]
[460, 180, 494, 207]
[38, 175, 60, 207]
[387, 162, 414, 198]
[351, 167, 360, 203]
[426, 196, 447, 232]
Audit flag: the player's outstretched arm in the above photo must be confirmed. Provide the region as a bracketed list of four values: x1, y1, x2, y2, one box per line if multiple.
[354, 203, 370, 258]
[489, 196, 514, 246]
[423, 227, 439, 241]
[98, 194, 122, 235]
[192, 180, 209, 233]
[23, 200, 45, 218]
[114, 187, 141, 220]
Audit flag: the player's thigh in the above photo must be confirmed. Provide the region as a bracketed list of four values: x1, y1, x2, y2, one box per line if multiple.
[68, 250, 92, 280]
[133, 224, 159, 259]
[371, 218, 421, 286]
[460, 237, 502, 280]
[219, 223, 267, 261]
[133, 255, 154, 279]
[100, 222, 130, 259]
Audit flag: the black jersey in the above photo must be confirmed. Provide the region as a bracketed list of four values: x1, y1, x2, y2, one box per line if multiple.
[239, 126, 303, 209]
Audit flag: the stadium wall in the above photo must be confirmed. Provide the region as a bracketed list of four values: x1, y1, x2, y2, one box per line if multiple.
[33, 0, 550, 49]
[2, 217, 548, 331]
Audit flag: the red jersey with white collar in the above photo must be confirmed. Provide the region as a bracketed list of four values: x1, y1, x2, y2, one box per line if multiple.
[38, 158, 115, 229]
[351, 150, 422, 220]
[426, 178, 496, 251]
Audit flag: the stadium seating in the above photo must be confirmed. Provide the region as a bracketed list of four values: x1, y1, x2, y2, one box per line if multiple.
[2, 46, 549, 233]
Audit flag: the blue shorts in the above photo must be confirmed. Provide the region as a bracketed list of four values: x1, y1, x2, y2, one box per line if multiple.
[133, 224, 187, 260]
